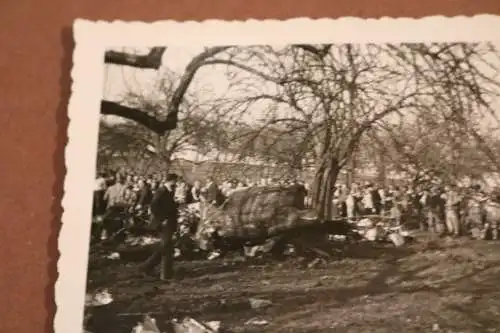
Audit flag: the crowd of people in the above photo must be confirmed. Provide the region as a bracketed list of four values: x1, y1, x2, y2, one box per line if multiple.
[90, 168, 500, 279]
[92, 168, 499, 245]
[331, 181, 498, 239]
[93, 170, 307, 221]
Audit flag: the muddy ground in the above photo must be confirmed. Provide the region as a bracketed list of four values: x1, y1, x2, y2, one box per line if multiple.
[86, 233, 500, 333]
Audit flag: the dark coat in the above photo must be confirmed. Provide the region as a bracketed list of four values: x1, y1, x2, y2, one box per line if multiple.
[150, 186, 178, 221]
[371, 189, 382, 206]
[136, 185, 153, 206]
[204, 183, 225, 205]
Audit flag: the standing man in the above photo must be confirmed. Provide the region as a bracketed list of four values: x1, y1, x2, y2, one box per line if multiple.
[142, 173, 179, 280]
[203, 176, 225, 206]
[345, 188, 356, 222]
[100, 175, 129, 240]
[427, 186, 445, 234]
[191, 180, 203, 203]
[93, 172, 108, 217]
[135, 178, 153, 217]
[371, 184, 383, 215]
[362, 184, 375, 215]
[442, 185, 462, 237]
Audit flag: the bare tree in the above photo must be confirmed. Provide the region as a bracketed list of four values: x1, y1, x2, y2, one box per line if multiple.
[97, 120, 157, 174]
[209, 43, 500, 219]
[102, 46, 230, 135]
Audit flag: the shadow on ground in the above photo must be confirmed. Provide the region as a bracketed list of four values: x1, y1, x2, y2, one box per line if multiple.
[86, 235, 500, 333]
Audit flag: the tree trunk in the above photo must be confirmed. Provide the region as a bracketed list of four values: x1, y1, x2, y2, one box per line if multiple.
[378, 153, 387, 187]
[347, 152, 357, 188]
[312, 155, 340, 220]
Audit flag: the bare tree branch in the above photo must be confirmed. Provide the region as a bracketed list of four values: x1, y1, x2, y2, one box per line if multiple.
[202, 59, 282, 83]
[294, 44, 332, 59]
[164, 47, 231, 125]
[101, 46, 231, 134]
[104, 47, 167, 69]
[101, 100, 177, 134]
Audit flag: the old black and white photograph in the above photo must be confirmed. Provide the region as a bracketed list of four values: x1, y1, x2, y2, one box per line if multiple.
[63, 17, 500, 333]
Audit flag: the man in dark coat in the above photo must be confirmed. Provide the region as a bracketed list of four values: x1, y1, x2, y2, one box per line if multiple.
[142, 173, 179, 279]
[371, 185, 383, 215]
[135, 179, 153, 210]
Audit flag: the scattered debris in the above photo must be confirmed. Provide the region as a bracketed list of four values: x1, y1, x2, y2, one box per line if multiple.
[364, 227, 379, 241]
[357, 218, 374, 228]
[132, 315, 161, 333]
[207, 251, 222, 260]
[244, 318, 269, 326]
[388, 232, 405, 247]
[249, 297, 273, 309]
[432, 323, 440, 331]
[205, 321, 221, 332]
[307, 257, 326, 269]
[328, 234, 346, 242]
[126, 236, 162, 247]
[171, 317, 221, 333]
[350, 216, 414, 246]
[244, 238, 279, 257]
[283, 244, 296, 255]
[106, 252, 120, 260]
[85, 289, 114, 307]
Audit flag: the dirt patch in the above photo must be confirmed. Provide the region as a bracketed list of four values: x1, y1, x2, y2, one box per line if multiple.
[86, 235, 500, 333]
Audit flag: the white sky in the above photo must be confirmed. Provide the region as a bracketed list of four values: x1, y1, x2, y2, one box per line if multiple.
[103, 46, 292, 127]
[101, 45, 500, 161]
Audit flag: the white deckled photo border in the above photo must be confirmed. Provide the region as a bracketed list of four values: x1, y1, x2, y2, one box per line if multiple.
[60, 15, 500, 333]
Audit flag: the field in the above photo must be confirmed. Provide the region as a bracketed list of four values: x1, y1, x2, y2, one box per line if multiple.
[86, 233, 500, 333]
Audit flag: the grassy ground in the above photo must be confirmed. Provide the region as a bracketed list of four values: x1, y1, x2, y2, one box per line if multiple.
[86, 233, 500, 333]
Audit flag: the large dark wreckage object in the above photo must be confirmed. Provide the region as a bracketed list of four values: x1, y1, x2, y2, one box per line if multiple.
[194, 185, 353, 252]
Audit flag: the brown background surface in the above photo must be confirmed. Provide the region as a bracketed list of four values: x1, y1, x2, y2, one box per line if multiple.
[1, 1, 500, 332]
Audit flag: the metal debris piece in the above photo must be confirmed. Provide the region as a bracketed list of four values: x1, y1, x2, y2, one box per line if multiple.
[106, 252, 120, 260]
[244, 318, 269, 326]
[171, 317, 221, 333]
[249, 297, 273, 309]
[85, 289, 114, 307]
[307, 258, 324, 268]
[131, 315, 161, 333]
[207, 251, 221, 260]
[244, 238, 278, 257]
[388, 232, 405, 247]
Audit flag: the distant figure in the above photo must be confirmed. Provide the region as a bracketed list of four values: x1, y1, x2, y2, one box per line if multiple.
[427, 186, 445, 234]
[346, 189, 356, 220]
[337, 185, 348, 217]
[135, 179, 152, 212]
[191, 180, 203, 203]
[203, 176, 225, 206]
[100, 175, 130, 240]
[362, 185, 375, 215]
[143, 173, 179, 279]
[371, 185, 383, 215]
[442, 185, 462, 236]
[384, 186, 394, 214]
[175, 178, 188, 204]
[93, 172, 108, 216]
[103, 175, 128, 213]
